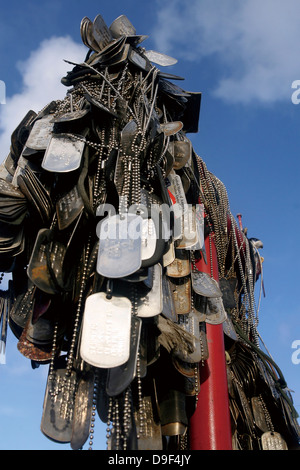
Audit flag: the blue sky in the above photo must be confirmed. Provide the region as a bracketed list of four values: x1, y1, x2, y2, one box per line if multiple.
[0, 0, 299, 450]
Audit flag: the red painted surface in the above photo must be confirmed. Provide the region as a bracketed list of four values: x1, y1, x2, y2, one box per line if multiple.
[189, 233, 232, 450]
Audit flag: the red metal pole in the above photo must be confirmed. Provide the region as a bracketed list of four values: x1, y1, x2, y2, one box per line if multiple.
[189, 233, 232, 450]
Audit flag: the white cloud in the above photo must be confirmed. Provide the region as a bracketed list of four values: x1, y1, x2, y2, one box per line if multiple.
[0, 36, 85, 162]
[152, 0, 300, 104]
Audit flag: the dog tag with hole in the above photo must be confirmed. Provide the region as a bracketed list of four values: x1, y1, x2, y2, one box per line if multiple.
[42, 134, 85, 173]
[71, 368, 95, 450]
[80, 292, 131, 368]
[97, 214, 142, 278]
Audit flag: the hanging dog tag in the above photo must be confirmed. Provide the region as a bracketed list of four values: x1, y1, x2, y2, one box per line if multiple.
[56, 185, 84, 230]
[162, 274, 177, 322]
[173, 139, 192, 170]
[137, 264, 162, 318]
[80, 292, 131, 368]
[106, 315, 142, 397]
[177, 206, 198, 249]
[206, 297, 227, 325]
[174, 312, 204, 363]
[191, 270, 222, 298]
[41, 355, 77, 443]
[167, 249, 190, 278]
[42, 133, 85, 173]
[141, 217, 157, 262]
[261, 431, 288, 450]
[97, 213, 142, 278]
[25, 115, 54, 151]
[169, 276, 191, 315]
[71, 367, 95, 450]
[27, 229, 66, 295]
[167, 172, 188, 240]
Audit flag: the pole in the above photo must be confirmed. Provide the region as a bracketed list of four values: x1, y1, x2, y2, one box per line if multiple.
[189, 233, 232, 450]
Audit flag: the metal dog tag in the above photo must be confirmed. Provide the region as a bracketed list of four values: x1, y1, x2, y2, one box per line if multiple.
[261, 431, 288, 450]
[27, 229, 66, 295]
[71, 368, 95, 450]
[174, 312, 204, 363]
[162, 274, 178, 322]
[173, 139, 192, 170]
[191, 270, 222, 298]
[42, 134, 85, 173]
[106, 315, 142, 396]
[135, 396, 163, 450]
[206, 297, 227, 325]
[56, 185, 84, 230]
[97, 214, 142, 278]
[177, 205, 198, 249]
[137, 264, 162, 318]
[80, 292, 131, 368]
[25, 115, 54, 151]
[141, 217, 157, 262]
[167, 250, 190, 278]
[169, 276, 191, 315]
[41, 356, 77, 443]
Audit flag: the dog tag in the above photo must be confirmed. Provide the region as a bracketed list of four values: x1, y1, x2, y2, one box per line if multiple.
[251, 397, 269, 433]
[41, 355, 77, 443]
[167, 250, 190, 278]
[206, 297, 227, 325]
[141, 218, 157, 262]
[106, 315, 141, 396]
[137, 264, 162, 318]
[173, 139, 192, 170]
[174, 312, 204, 363]
[162, 274, 177, 322]
[261, 431, 288, 450]
[56, 186, 84, 230]
[93, 14, 113, 50]
[25, 115, 54, 150]
[97, 214, 142, 278]
[163, 241, 175, 267]
[169, 276, 191, 315]
[177, 206, 198, 249]
[27, 229, 66, 295]
[80, 292, 131, 368]
[71, 368, 95, 450]
[42, 134, 85, 173]
[167, 172, 188, 240]
[191, 270, 222, 298]
[135, 396, 163, 450]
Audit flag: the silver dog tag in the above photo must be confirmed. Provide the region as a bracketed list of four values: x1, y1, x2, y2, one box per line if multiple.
[97, 214, 142, 278]
[191, 270, 222, 298]
[137, 264, 162, 318]
[80, 292, 131, 368]
[42, 134, 85, 173]
[25, 115, 54, 150]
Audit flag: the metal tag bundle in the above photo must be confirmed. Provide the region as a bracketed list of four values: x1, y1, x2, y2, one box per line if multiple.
[0, 12, 298, 453]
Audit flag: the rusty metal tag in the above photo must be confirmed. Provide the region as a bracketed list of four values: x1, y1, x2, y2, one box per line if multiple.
[261, 431, 288, 450]
[167, 249, 190, 278]
[173, 139, 192, 170]
[174, 311, 206, 363]
[27, 229, 66, 295]
[42, 133, 85, 173]
[169, 276, 191, 315]
[135, 396, 163, 450]
[80, 292, 131, 368]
